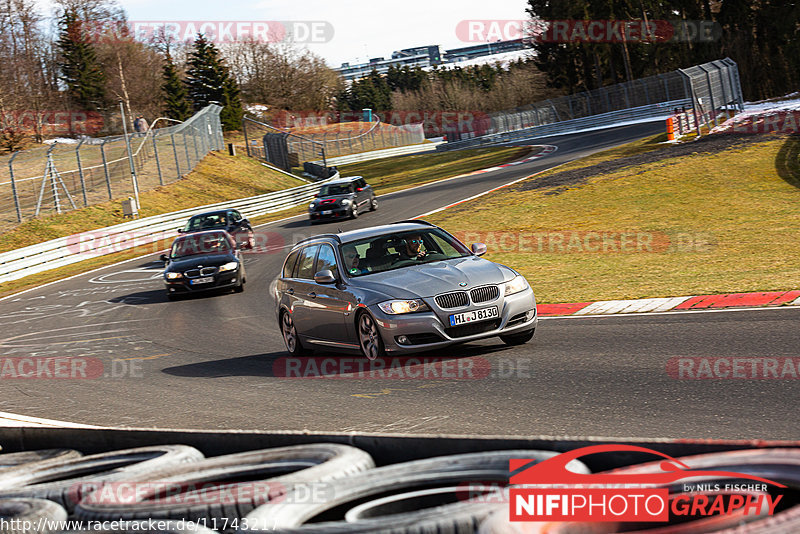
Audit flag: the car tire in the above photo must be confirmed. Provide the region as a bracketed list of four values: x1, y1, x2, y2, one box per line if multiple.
[0, 498, 67, 534]
[499, 328, 534, 346]
[234, 279, 245, 293]
[0, 445, 204, 512]
[357, 311, 384, 360]
[75, 444, 375, 527]
[242, 450, 587, 533]
[0, 449, 82, 470]
[370, 197, 378, 211]
[281, 311, 310, 356]
[350, 205, 359, 219]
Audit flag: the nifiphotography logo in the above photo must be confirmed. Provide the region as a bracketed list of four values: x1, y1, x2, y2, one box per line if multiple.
[509, 444, 785, 523]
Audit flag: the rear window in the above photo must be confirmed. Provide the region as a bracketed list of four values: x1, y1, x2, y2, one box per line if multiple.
[185, 213, 227, 231]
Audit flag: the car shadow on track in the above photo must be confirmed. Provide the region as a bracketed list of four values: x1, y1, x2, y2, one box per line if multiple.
[108, 288, 236, 304]
[160, 342, 517, 379]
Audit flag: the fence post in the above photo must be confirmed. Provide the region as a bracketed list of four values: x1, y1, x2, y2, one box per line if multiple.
[99, 139, 113, 199]
[243, 118, 251, 157]
[183, 132, 192, 168]
[171, 133, 181, 178]
[152, 133, 164, 185]
[8, 151, 22, 222]
[75, 139, 88, 206]
[191, 127, 200, 162]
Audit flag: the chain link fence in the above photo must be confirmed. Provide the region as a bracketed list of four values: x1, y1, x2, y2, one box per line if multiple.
[678, 58, 744, 134]
[446, 58, 744, 143]
[0, 105, 223, 229]
[241, 116, 425, 171]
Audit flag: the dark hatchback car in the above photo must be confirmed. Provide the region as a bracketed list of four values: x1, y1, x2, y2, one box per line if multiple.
[179, 209, 254, 249]
[308, 176, 377, 223]
[161, 230, 246, 299]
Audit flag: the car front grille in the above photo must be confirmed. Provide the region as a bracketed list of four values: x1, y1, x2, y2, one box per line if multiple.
[185, 266, 217, 278]
[445, 319, 501, 338]
[435, 291, 469, 309]
[470, 285, 499, 303]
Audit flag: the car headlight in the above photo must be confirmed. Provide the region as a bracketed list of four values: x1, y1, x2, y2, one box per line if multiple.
[504, 275, 528, 296]
[309, 203, 316, 209]
[219, 261, 239, 272]
[378, 299, 430, 314]
[165, 272, 182, 280]
[341, 198, 351, 206]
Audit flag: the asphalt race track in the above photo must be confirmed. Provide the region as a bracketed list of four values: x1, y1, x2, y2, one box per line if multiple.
[2, 121, 798, 440]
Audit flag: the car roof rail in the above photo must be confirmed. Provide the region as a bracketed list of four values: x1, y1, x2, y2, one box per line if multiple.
[294, 234, 342, 246]
[391, 219, 436, 227]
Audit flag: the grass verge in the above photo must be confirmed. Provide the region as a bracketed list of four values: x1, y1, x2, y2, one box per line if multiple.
[338, 146, 531, 194]
[427, 134, 800, 304]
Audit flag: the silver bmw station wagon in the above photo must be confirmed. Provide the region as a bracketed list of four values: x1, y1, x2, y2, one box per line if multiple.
[275, 220, 537, 359]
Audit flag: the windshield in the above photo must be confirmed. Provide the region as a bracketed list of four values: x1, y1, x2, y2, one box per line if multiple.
[170, 233, 232, 259]
[184, 213, 227, 231]
[319, 184, 352, 196]
[339, 228, 471, 277]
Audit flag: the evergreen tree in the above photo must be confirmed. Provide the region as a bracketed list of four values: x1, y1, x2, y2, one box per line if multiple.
[57, 8, 106, 112]
[184, 33, 243, 129]
[161, 54, 192, 121]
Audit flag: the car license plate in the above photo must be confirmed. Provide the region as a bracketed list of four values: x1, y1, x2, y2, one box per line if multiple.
[322, 210, 333, 215]
[190, 276, 214, 285]
[449, 306, 499, 326]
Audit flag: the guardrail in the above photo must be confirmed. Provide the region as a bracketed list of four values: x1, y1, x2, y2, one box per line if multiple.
[309, 141, 445, 166]
[438, 100, 690, 151]
[0, 179, 331, 285]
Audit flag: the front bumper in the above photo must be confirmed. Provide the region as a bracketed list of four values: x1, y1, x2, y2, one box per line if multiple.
[309, 207, 350, 221]
[165, 272, 239, 293]
[368, 287, 537, 353]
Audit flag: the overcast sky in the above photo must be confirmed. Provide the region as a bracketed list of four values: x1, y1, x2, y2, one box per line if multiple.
[41, 0, 531, 67]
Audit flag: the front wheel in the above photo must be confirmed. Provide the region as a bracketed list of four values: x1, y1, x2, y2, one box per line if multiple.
[350, 205, 359, 219]
[357, 312, 384, 360]
[499, 328, 535, 346]
[281, 311, 309, 355]
[370, 197, 378, 211]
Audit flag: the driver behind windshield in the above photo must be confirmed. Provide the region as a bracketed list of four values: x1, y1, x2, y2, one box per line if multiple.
[398, 233, 427, 260]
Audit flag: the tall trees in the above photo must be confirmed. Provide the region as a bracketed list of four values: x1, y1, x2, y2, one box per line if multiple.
[525, 0, 800, 100]
[184, 34, 243, 129]
[162, 53, 192, 121]
[56, 7, 106, 111]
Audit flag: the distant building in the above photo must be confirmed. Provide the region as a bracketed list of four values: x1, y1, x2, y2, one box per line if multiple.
[335, 40, 530, 81]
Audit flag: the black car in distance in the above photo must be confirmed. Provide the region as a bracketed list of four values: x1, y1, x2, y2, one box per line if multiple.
[161, 230, 246, 299]
[180, 209, 255, 249]
[308, 176, 377, 223]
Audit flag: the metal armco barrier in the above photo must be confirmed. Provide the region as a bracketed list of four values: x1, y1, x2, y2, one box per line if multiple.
[0, 178, 333, 285]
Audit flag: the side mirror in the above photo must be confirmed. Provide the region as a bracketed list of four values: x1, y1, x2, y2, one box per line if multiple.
[471, 243, 487, 256]
[160, 254, 168, 262]
[314, 269, 336, 284]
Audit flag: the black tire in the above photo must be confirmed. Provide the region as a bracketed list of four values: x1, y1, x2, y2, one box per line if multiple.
[0, 445, 204, 512]
[243, 450, 589, 533]
[280, 310, 310, 356]
[499, 328, 534, 346]
[0, 450, 82, 470]
[75, 444, 374, 527]
[0, 499, 66, 534]
[370, 197, 378, 211]
[234, 273, 245, 293]
[356, 311, 384, 360]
